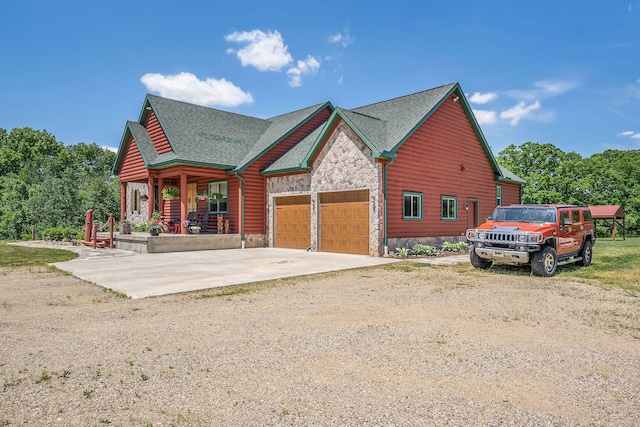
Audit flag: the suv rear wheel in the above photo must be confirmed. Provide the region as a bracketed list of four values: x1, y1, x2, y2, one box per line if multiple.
[579, 240, 592, 267]
[531, 246, 557, 277]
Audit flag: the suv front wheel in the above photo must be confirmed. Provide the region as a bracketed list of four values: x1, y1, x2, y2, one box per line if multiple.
[531, 246, 557, 277]
[470, 249, 493, 269]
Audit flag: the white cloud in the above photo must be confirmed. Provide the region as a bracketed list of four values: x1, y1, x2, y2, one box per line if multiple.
[469, 92, 498, 104]
[499, 100, 542, 125]
[286, 55, 321, 87]
[507, 79, 579, 101]
[140, 72, 253, 107]
[473, 109, 497, 125]
[102, 145, 118, 153]
[225, 30, 292, 71]
[328, 29, 354, 47]
[618, 130, 640, 139]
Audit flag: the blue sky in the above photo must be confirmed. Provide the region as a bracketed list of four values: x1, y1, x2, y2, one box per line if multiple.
[1, 1, 639, 158]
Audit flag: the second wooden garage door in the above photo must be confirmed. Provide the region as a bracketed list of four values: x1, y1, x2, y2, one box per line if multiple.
[275, 195, 311, 249]
[320, 190, 370, 255]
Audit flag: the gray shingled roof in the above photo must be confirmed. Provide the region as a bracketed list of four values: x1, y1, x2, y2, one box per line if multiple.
[350, 83, 457, 152]
[115, 83, 521, 185]
[263, 125, 326, 174]
[126, 121, 158, 165]
[234, 102, 330, 172]
[146, 94, 270, 169]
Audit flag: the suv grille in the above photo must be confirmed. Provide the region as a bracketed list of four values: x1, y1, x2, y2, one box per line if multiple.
[485, 232, 516, 243]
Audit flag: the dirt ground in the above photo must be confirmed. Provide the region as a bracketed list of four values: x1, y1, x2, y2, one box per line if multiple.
[1, 263, 639, 426]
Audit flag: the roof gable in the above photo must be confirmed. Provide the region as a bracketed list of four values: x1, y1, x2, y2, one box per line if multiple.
[234, 102, 333, 172]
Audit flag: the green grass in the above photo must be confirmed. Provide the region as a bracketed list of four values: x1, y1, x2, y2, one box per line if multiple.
[563, 238, 640, 296]
[0, 241, 77, 267]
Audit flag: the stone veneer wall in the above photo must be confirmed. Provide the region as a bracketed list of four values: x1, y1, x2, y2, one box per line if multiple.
[266, 174, 311, 248]
[388, 235, 467, 253]
[125, 182, 149, 226]
[311, 123, 383, 256]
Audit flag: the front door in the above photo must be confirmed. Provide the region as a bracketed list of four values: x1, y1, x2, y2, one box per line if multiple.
[187, 183, 197, 212]
[468, 199, 478, 229]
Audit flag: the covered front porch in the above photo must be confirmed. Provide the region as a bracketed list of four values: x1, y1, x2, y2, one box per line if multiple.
[121, 165, 240, 236]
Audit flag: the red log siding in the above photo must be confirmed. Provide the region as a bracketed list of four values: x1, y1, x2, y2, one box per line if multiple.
[243, 107, 332, 234]
[144, 110, 173, 154]
[118, 135, 148, 182]
[501, 182, 521, 206]
[387, 98, 515, 238]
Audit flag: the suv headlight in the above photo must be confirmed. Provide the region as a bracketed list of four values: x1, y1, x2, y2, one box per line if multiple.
[478, 232, 485, 240]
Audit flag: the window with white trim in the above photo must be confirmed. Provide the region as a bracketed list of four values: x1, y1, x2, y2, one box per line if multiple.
[441, 196, 457, 220]
[403, 192, 422, 220]
[496, 185, 503, 207]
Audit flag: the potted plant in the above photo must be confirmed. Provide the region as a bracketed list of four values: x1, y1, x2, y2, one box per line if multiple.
[196, 191, 208, 201]
[120, 219, 132, 235]
[147, 211, 166, 236]
[210, 192, 223, 201]
[162, 186, 179, 200]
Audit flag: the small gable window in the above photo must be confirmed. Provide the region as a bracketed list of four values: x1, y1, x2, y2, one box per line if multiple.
[403, 192, 422, 220]
[441, 196, 458, 221]
[208, 180, 228, 214]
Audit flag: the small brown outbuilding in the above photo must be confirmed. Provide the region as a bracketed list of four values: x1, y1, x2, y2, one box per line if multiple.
[588, 205, 626, 240]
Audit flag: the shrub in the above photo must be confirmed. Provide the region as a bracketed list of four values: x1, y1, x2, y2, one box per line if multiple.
[441, 241, 470, 252]
[395, 247, 409, 258]
[41, 227, 80, 242]
[412, 244, 440, 256]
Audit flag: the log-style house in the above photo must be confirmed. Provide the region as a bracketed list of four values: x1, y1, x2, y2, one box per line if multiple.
[113, 82, 524, 256]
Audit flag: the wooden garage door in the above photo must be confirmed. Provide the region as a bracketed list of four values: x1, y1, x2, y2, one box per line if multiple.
[320, 190, 370, 255]
[275, 195, 311, 249]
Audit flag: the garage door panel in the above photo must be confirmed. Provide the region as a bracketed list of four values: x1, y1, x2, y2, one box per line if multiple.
[320, 190, 370, 255]
[275, 196, 310, 250]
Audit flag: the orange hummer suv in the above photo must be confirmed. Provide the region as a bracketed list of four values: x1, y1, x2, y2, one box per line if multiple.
[466, 204, 595, 277]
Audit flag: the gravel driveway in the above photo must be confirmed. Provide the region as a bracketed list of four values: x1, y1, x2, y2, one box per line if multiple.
[1, 263, 639, 426]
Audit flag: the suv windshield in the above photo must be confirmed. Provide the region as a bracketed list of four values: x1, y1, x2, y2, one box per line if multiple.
[490, 207, 556, 223]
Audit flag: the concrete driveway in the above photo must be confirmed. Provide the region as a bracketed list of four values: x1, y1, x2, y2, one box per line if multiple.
[48, 246, 398, 299]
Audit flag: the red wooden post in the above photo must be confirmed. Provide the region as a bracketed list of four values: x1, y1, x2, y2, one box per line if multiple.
[120, 182, 126, 222]
[147, 176, 155, 216]
[92, 223, 98, 249]
[84, 210, 93, 243]
[180, 172, 188, 234]
[108, 214, 114, 248]
[158, 177, 164, 216]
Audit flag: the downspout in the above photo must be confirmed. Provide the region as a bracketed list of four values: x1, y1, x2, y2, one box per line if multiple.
[383, 157, 395, 255]
[234, 172, 246, 249]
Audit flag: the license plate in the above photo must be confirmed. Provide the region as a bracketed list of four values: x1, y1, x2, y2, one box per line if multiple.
[493, 250, 504, 258]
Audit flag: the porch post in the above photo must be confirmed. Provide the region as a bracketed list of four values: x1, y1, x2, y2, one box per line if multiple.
[120, 182, 126, 221]
[180, 172, 188, 234]
[147, 175, 155, 216]
[158, 177, 164, 216]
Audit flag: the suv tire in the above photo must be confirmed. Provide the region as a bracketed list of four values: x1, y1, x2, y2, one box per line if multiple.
[579, 240, 592, 267]
[470, 249, 493, 270]
[531, 246, 557, 277]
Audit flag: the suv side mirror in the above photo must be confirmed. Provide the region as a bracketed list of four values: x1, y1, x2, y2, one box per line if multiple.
[562, 217, 572, 226]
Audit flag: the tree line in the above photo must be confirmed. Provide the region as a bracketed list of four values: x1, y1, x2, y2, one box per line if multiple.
[0, 128, 638, 239]
[498, 142, 640, 237]
[0, 127, 119, 239]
